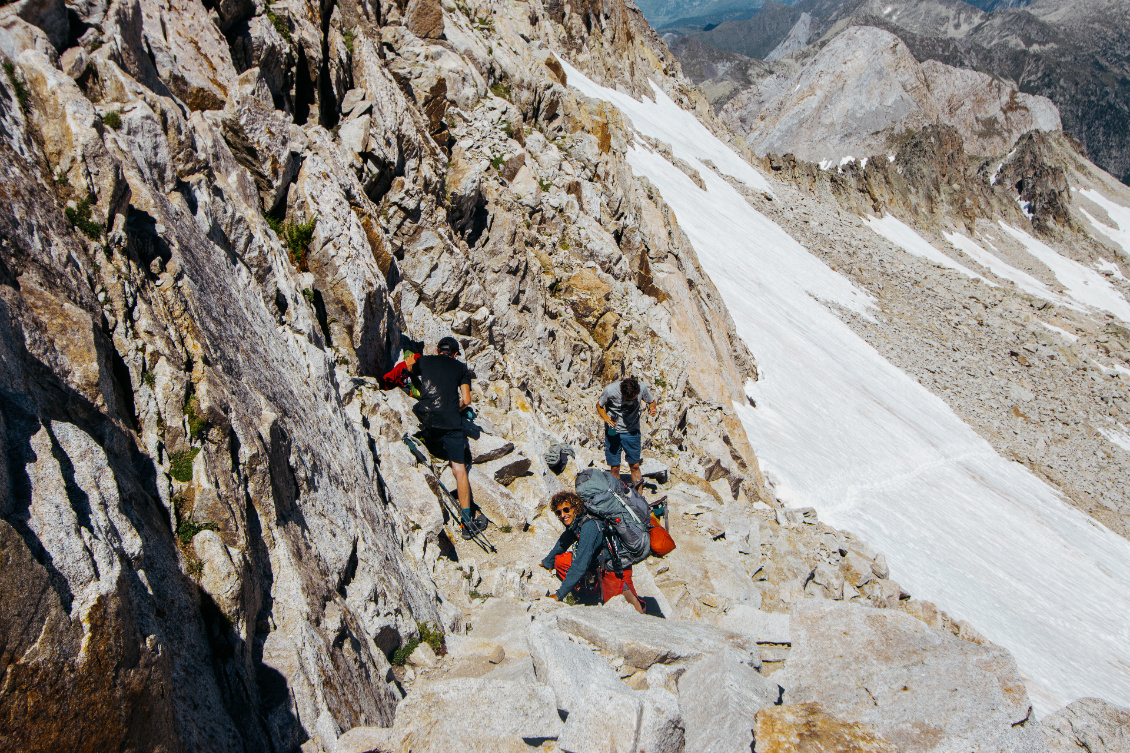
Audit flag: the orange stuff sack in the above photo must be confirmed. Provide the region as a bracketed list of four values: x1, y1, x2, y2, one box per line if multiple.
[649, 515, 676, 557]
[554, 552, 573, 581]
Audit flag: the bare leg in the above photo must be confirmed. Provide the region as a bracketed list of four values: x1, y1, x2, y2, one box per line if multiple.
[624, 587, 645, 614]
[451, 462, 471, 511]
[609, 463, 621, 479]
[629, 462, 642, 487]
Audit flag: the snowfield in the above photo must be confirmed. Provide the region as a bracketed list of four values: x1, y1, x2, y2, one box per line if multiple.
[561, 60, 1130, 714]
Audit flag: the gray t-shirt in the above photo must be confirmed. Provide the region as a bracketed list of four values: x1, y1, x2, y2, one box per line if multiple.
[599, 382, 655, 434]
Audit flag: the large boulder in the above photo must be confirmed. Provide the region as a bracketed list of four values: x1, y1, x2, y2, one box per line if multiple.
[678, 649, 779, 753]
[753, 703, 897, 753]
[553, 606, 761, 671]
[219, 69, 304, 213]
[715, 605, 791, 645]
[777, 601, 1044, 753]
[374, 676, 563, 751]
[1, 0, 68, 49]
[1041, 698, 1130, 753]
[528, 622, 685, 753]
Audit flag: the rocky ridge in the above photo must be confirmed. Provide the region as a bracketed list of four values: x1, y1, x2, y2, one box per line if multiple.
[2, 0, 1130, 749]
[669, 0, 1130, 184]
[719, 25, 1061, 164]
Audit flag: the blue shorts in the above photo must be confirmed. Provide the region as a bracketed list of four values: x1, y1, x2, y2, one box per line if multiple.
[604, 430, 641, 466]
[423, 428, 471, 465]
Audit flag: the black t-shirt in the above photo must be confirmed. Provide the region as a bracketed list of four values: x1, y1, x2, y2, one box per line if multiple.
[411, 355, 472, 430]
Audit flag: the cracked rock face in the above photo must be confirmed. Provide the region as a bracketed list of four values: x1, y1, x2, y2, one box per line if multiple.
[0, 0, 771, 746]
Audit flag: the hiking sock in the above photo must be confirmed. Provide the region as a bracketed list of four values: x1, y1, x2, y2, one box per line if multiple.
[460, 508, 474, 527]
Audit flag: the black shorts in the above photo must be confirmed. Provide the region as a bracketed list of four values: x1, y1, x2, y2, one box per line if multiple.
[423, 428, 471, 465]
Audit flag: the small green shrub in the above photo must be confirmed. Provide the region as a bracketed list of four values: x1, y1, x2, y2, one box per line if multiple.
[498, 524, 513, 533]
[490, 153, 505, 171]
[184, 395, 208, 440]
[101, 110, 122, 130]
[277, 216, 317, 270]
[264, 2, 292, 42]
[559, 238, 570, 250]
[186, 559, 204, 578]
[417, 621, 446, 656]
[169, 447, 200, 482]
[343, 27, 355, 54]
[475, 15, 495, 34]
[65, 196, 104, 239]
[141, 370, 156, 388]
[538, 177, 553, 192]
[3, 60, 29, 112]
[391, 637, 420, 666]
[468, 589, 488, 600]
[489, 80, 510, 100]
[177, 519, 218, 545]
[655, 376, 668, 389]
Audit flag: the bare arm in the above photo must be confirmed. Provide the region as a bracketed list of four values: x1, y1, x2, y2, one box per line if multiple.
[459, 383, 471, 410]
[597, 401, 614, 427]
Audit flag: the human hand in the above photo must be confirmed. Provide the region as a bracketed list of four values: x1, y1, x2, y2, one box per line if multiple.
[649, 402, 657, 417]
[405, 352, 419, 367]
[546, 591, 558, 601]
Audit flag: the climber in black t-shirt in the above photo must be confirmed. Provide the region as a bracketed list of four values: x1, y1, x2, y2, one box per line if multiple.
[408, 336, 484, 539]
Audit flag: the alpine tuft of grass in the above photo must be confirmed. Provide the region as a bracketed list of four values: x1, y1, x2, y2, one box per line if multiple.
[65, 196, 104, 239]
[264, 1, 292, 42]
[176, 519, 218, 545]
[3, 60, 30, 112]
[169, 447, 200, 482]
[269, 215, 317, 270]
[101, 110, 122, 130]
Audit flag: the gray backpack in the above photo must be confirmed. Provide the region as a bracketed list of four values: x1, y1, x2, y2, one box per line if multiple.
[575, 469, 651, 572]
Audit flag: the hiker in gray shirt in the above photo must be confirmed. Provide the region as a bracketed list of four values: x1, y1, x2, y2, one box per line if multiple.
[597, 376, 657, 487]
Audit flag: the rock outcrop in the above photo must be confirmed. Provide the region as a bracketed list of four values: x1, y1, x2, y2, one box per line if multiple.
[0, 0, 772, 747]
[669, 0, 1130, 185]
[719, 25, 1061, 164]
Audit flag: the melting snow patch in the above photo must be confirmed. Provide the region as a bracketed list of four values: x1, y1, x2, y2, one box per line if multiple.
[1094, 259, 1127, 281]
[999, 222, 1130, 322]
[944, 231, 1076, 310]
[1039, 321, 1079, 342]
[1077, 189, 1130, 258]
[1098, 426, 1130, 454]
[561, 60, 1130, 714]
[866, 215, 990, 283]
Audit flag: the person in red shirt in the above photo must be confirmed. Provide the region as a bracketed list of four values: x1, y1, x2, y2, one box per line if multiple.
[385, 337, 484, 539]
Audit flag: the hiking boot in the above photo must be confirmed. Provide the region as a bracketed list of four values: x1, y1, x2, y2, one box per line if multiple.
[460, 516, 487, 540]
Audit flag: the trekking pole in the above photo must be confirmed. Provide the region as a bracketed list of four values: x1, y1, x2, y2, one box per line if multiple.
[402, 435, 497, 553]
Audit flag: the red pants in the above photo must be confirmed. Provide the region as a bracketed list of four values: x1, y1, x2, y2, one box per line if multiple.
[554, 553, 640, 604]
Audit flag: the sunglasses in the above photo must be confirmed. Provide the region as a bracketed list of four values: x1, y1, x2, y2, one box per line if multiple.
[553, 505, 576, 517]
